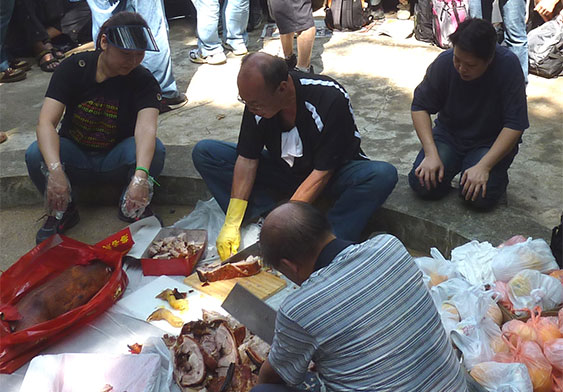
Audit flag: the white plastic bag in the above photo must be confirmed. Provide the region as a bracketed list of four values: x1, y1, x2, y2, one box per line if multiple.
[492, 238, 559, 282]
[451, 240, 499, 286]
[414, 248, 459, 288]
[450, 288, 505, 369]
[507, 269, 563, 315]
[469, 361, 533, 392]
[429, 277, 473, 309]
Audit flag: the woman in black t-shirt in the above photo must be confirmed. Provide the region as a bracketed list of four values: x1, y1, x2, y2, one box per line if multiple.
[25, 11, 165, 245]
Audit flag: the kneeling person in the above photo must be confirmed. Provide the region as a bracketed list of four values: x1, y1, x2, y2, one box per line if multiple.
[193, 52, 397, 260]
[252, 202, 468, 391]
[409, 18, 528, 209]
[26, 12, 166, 244]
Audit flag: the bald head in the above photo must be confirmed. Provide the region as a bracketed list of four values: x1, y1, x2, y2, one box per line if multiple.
[239, 52, 289, 92]
[260, 202, 334, 270]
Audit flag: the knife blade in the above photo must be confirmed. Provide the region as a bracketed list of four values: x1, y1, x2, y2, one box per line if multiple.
[221, 283, 276, 344]
[220, 241, 262, 265]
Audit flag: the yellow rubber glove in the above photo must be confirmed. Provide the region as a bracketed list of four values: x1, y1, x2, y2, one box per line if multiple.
[216, 198, 248, 260]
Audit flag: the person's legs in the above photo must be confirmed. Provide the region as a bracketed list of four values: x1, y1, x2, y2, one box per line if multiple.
[97, 136, 166, 184]
[499, 0, 528, 82]
[458, 146, 517, 210]
[192, 140, 299, 218]
[25, 138, 93, 196]
[408, 140, 464, 199]
[0, 0, 15, 72]
[279, 33, 294, 58]
[223, 0, 249, 53]
[131, 0, 180, 98]
[325, 160, 398, 241]
[469, 0, 483, 17]
[194, 0, 224, 56]
[295, 25, 315, 70]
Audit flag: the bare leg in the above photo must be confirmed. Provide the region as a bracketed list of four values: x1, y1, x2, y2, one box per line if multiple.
[279, 32, 294, 58]
[296, 25, 315, 69]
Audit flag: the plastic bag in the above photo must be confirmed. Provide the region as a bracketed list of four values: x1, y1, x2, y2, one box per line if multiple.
[414, 248, 459, 288]
[429, 277, 473, 308]
[526, 307, 563, 347]
[494, 334, 553, 392]
[470, 361, 533, 392]
[451, 240, 499, 285]
[498, 235, 528, 248]
[544, 338, 563, 372]
[450, 288, 504, 369]
[492, 238, 559, 283]
[491, 280, 515, 312]
[550, 270, 563, 285]
[507, 269, 563, 315]
[0, 231, 132, 373]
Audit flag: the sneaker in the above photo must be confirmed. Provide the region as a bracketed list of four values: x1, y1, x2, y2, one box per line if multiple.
[159, 93, 188, 114]
[36, 203, 80, 244]
[284, 53, 297, 70]
[225, 43, 248, 56]
[370, 5, 385, 21]
[118, 205, 163, 225]
[189, 49, 226, 65]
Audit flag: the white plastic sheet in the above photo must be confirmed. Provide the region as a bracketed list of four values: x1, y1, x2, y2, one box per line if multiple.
[19, 353, 162, 392]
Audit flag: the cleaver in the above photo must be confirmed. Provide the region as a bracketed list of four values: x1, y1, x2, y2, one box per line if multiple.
[220, 241, 262, 265]
[221, 283, 276, 344]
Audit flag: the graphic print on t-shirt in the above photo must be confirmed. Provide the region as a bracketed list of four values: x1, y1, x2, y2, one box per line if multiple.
[69, 96, 120, 150]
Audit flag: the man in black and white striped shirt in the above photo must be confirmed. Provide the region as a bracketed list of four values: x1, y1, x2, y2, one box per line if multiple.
[252, 202, 468, 392]
[192, 52, 397, 260]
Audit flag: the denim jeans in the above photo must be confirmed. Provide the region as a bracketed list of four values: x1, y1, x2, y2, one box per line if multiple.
[408, 139, 518, 209]
[470, 0, 528, 83]
[25, 136, 166, 198]
[193, 0, 249, 56]
[192, 140, 398, 241]
[87, 0, 180, 98]
[0, 0, 14, 72]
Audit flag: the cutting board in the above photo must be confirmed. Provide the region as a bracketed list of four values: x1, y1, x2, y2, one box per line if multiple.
[184, 270, 287, 302]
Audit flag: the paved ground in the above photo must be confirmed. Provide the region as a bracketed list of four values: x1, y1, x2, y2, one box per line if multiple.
[1, 14, 562, 272]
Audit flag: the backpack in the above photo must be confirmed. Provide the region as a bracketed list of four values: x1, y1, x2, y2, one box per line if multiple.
[414, 0, 435, 44]
[431, 0, 468, 49]
[325, 0, 371, 31]
[528, 19, 563, 79]
[551, 214, 563, 268]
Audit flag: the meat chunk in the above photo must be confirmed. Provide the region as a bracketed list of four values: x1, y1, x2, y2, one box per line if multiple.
[196, 256, 261, 283]
[174, 336, 206, 387]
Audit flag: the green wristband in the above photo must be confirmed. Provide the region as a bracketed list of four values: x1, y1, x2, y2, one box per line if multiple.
[135, 166, 160, 186]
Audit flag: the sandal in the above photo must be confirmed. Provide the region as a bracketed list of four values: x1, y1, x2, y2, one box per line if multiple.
[189, 49, 226, 65]
[51, 48, 65, 60]
[9, 59, 32, 72]
[37, 50, 60, 72]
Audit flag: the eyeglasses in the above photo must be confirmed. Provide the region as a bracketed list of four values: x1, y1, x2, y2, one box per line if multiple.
[237, 94, 263, 111]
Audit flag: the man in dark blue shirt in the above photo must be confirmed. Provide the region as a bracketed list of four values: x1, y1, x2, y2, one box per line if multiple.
[409, 18, 528, 209]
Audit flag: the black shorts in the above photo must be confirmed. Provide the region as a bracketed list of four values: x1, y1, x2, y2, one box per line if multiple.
[269, 0, 315, 35]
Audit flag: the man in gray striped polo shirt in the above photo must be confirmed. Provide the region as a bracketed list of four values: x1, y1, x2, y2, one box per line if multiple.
[252, 202, 468, 392]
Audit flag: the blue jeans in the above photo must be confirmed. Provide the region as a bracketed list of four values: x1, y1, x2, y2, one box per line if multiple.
[193, 0, 249, 56]
[470, 0, 528, 82]
[0, 0, 14, 72]
[408, 139, 518, 210]
[251, 385, 299, 392]
[192, 140, 398, 241]
[25, 136, 166, 198]
[87, 0, 180, 98]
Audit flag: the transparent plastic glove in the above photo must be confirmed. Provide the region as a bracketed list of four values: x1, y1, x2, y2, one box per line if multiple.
[216, 198, 248, 260]
[42, 162, 71, 217]
[120, 175, 153, 219]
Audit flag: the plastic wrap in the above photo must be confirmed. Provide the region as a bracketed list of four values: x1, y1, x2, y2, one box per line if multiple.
[121, 175, 154, 219]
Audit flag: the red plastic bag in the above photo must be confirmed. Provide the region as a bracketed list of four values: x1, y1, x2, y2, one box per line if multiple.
[0, 229, 132, 373]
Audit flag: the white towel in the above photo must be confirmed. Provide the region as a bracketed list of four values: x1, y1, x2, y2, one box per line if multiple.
[280, 127, 303, 167]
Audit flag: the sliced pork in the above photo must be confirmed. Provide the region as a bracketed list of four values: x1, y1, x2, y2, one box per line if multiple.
[196, 256, 261, 282]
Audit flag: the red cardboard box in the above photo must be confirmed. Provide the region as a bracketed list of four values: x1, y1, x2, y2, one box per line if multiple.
[140, 228, 207, 276]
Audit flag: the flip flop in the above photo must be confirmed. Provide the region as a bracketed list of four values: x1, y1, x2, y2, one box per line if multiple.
[37, 50, 59, 72]
[9, 59, 32, 72]
[51, 48, 65, 60]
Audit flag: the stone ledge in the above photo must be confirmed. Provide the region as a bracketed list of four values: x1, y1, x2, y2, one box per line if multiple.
[1, 142, 551, 257]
